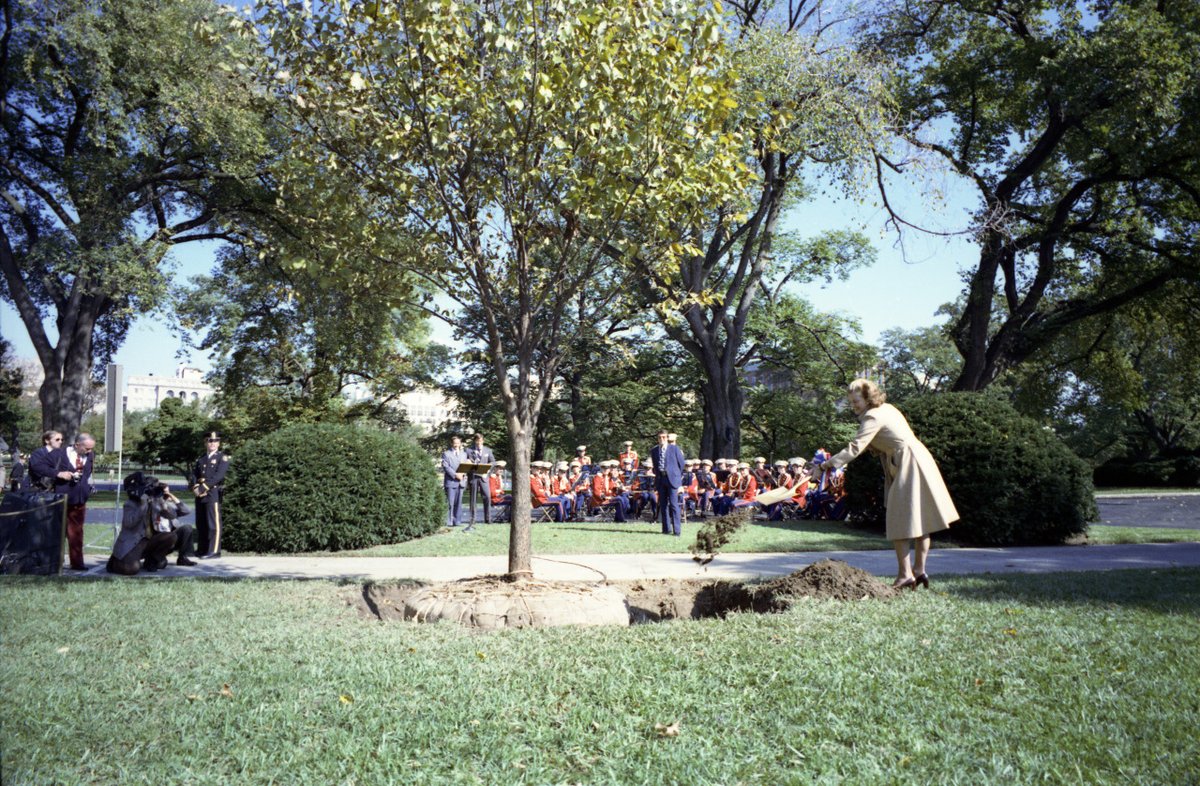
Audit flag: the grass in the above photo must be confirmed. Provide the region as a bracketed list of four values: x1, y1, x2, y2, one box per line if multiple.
[75, 518, 1200, 561]
[2, 569, 1198, 784]
[1094, 487, 1200, 496]
[1085, 525, 1200, 545]
[303, 517, 893, 558]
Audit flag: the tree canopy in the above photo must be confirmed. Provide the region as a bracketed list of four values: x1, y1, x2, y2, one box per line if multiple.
[867, 0, 1200, 390]
[0, 0, 273, 436]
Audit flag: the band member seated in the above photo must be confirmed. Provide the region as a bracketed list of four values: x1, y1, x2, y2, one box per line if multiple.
[764, 460, 793, 521]
[567, 460, 590, 513]
[694, 458, 717, 516]
[551, 461, 578, 520]
[628, 459, 657, 518]
[752, 457, 775, 491]
[682, 459, 701, 517]
[530, 461, 568, 521]
[489, 461, 512, 518]
[789, 458, 811, 513]
[589, 460, 629, 522]
[731, 462, 759, 511]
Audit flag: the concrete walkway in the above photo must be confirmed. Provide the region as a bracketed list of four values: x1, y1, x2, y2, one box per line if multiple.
[69, 542, 1200, 582]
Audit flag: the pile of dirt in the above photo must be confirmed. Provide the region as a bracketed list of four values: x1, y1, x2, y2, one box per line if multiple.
[751, 559, 897, 607]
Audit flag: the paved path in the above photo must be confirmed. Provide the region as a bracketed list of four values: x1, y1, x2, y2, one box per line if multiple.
[1093, 493, 1200, 529]
[68, 542, 1200, 581]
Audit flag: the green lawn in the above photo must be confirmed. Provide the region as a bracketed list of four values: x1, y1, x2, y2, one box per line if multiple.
[1086, 525, 1200, 545]
[303, 518, 893, 558]
[1093, 487, 1200, 496]
[75, 517, 1200, 561]
[2, 569, 1197, 784]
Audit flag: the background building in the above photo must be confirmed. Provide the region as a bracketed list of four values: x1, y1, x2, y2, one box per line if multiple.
[124, 367, 214, 412]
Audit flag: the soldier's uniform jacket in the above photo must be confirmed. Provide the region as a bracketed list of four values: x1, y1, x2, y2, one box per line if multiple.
[191, 451, 229, 502]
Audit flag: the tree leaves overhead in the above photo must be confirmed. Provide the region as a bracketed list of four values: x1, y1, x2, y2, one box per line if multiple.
[866, 0, 1200, 389]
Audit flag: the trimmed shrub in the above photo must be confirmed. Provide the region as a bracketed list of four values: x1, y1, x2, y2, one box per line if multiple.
[843, 392, 1097, 546]
[222, 423, 443, 553]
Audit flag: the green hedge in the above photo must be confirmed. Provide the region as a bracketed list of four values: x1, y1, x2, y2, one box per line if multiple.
[843, 392, 1097, 546]
[222, 423, 443, 553]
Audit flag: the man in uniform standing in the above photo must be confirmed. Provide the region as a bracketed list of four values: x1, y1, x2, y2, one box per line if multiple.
[191, 432, 229, 559]
[466, 433, 495, 528]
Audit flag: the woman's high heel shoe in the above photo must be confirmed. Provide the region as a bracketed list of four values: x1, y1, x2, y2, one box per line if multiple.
[914, 573, 930, 589]
[892, 577, 917, 590]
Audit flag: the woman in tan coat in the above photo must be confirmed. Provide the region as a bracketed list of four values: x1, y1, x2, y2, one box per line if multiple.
[825, 379, 959, 589]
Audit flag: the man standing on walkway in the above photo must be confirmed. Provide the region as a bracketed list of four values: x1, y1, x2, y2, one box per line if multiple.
[466, 432, 495, 527]
[649, 429, 686, 536]
[54, 433, 95, 570]
[442, 435, 467, 528]
[191, 432, 229, 559]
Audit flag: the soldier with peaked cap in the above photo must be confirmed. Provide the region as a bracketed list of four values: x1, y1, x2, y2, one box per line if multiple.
[488, 461, 511, 509]
[752, 457, 775, 491]
[575, 445, 592, 470]
[191, 431, 229, 559]
[618, 440, 639, 469]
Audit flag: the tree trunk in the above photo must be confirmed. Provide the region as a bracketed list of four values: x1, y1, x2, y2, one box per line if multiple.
[700, 374, 743, 459]
[506, 417, 534, 580]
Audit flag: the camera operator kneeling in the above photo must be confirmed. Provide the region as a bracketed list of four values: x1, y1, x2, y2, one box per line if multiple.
[107, 473, 196, 575]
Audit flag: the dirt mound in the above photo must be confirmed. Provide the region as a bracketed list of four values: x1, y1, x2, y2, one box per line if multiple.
[754, 559, 897, 606]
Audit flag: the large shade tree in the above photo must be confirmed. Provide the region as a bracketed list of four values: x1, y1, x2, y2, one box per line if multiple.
[0, 0, 272, 436]
[632, 1, 894, 458]
[237, 0, 749, 579]
[867, 0, 1200, 390]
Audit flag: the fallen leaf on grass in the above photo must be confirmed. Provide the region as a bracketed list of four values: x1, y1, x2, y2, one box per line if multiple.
[56, 646, 70, 655]
[339, 694, 353, 704]
[219, 684, 234, 698]
[654, 721, 681, 738]
[187, 694, 203, 701]
[1003, 628, 1018, 637]
[476, 651, 487, 661]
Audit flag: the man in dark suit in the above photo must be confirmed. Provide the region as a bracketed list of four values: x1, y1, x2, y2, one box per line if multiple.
[649, 429, 686, 536]
[441, 435, 467, 527]
[466, 432, 496, 527]
[190, 432, 229, 559]
[56, 433, 96, 570]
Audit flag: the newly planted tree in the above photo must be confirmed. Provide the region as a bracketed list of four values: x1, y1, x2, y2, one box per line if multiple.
[237, 0, 749, 578]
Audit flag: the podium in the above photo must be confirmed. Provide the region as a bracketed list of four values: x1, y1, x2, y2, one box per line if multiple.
[458, 462, 493, 476]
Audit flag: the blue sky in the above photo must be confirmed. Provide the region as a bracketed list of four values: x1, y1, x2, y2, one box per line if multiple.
[2, 167, 977, 379]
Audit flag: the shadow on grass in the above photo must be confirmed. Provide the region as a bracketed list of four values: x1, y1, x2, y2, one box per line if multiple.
[941, 567, 1200, 614]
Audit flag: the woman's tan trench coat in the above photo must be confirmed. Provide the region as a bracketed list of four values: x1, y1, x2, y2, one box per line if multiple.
[829, 403, 959, 540]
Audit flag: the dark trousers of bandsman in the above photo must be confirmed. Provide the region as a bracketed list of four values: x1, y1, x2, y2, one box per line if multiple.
[196, 496, 223, 556]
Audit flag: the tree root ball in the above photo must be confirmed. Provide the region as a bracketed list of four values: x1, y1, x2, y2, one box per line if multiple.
[402, 576, 630, 629]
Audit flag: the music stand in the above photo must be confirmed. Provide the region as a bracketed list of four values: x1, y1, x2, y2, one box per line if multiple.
[458, 463, 493, 531]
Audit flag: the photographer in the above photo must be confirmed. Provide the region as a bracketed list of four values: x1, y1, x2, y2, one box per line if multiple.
[106, 473, 179, 576]
[147, 481, 197, 567]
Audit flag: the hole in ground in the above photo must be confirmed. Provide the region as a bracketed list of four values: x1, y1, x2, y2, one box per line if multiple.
[350, 560, 899, 626]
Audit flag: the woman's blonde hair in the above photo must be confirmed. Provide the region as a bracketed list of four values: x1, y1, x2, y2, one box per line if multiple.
[848, 378, 886, 408]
